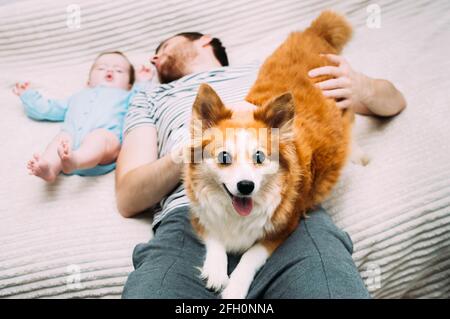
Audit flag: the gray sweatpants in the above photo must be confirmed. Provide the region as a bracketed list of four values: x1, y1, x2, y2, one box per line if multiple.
[122, 206, 371, 299]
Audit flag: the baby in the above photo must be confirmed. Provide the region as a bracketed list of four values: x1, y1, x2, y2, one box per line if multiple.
[13, 51, 153, 182]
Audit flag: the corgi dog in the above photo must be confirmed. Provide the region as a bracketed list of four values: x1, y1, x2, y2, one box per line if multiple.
[185, 11, 355, 299]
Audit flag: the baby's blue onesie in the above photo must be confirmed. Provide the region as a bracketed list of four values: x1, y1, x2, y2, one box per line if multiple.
[20, 83, 150, 176]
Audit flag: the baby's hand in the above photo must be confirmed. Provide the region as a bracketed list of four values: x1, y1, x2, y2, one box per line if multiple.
[135, 65, 153, 82]
[12, 82, 30, 96]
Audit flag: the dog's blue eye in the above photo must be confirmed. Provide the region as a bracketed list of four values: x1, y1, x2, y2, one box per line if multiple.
[253, 150, 265, 164]
[218, 151, 232, 165]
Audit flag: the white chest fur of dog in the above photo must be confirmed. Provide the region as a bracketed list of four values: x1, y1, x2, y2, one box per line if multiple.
[191, 182, 282, 299]
[192, 180, 281, 252]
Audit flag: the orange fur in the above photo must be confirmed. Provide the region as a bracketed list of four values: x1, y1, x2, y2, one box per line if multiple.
[186, 11, 353, 252]
[246, 10, 353, 230]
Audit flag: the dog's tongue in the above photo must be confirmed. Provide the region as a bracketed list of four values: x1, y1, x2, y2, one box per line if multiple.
[232, 196, 253, 216]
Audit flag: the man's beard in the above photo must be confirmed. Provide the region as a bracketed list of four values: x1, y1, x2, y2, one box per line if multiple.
[158, 44, 198, 84]
[158, 55, 186, 84]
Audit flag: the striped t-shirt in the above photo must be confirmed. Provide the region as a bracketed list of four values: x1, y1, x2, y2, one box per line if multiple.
[123, 62, 260, 226]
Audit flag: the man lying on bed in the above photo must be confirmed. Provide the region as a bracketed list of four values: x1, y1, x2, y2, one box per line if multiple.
[115, 32, 406, 298]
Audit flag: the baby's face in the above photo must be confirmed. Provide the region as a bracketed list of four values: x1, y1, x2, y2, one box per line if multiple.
[88, 53, 131, 90]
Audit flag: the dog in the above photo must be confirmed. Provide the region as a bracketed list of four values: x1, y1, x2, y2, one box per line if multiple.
[185, 11, 355, 299]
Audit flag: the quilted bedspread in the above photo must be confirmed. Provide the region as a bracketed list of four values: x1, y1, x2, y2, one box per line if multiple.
[0, 0, 449, 298]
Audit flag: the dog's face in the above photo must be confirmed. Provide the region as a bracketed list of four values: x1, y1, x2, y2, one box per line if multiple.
[202, 123, 279, 217]
[187, 84, 296, 218]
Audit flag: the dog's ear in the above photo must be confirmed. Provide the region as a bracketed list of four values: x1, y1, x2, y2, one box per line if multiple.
[254, 93, 295, 143]
[254, 92, 295, 130]
[192, 83, 232, 130]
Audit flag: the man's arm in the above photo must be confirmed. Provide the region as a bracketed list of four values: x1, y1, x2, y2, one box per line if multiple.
[351, 78, 407, 116]
[115, 125, 183, 218]
[309, 54, 407, 116]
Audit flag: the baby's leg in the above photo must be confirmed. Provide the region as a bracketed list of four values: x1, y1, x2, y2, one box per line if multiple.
[27, 132, 70, 182]
[58, 128, 120, 174]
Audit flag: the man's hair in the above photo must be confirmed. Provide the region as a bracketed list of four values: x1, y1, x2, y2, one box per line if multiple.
[155, 32, 229, 67]
[91, 51, 135, 85]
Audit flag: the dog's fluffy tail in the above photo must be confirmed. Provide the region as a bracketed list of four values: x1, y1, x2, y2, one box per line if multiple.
[308, 10, 352, 53]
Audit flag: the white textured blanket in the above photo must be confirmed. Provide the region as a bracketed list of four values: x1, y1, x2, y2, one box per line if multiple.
[0, 0, 449, 298]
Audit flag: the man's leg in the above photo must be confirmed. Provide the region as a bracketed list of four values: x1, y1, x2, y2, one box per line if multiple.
[122, 206, 218, 299]
[122, 205, 369, 299]
[246, 206, 371, 299]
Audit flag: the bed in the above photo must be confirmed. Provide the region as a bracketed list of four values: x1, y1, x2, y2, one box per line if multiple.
[0, 0, 449, 298]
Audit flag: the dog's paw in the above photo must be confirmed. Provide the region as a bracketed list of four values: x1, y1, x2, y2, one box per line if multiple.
[198, 260, 229, 292]
[350, 150, 370, 166]
[350, 142, 370, 166]
[221, 277, 248, 299]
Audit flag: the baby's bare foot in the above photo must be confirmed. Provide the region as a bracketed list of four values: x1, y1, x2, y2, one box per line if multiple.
[27, 153, 57, 182]
[57, 139, 77, 174]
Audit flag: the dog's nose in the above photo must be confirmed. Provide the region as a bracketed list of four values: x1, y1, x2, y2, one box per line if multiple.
[237, 180, 255, 195]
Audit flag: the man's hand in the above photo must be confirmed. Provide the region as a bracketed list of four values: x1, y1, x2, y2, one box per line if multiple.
[309, 54, 406, 116]
[12, 81, 30, 96]
[308, 54, 368, 110]
[135, 65, 153, 83]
